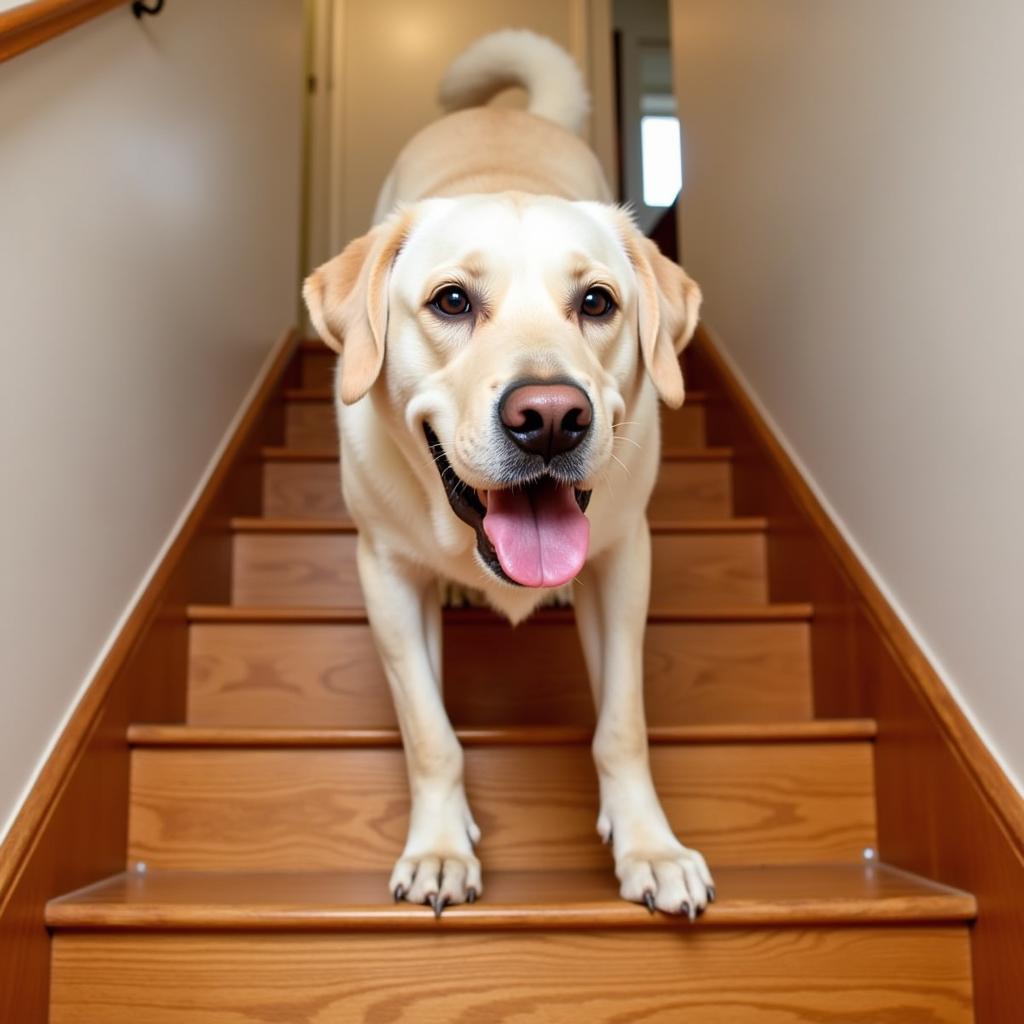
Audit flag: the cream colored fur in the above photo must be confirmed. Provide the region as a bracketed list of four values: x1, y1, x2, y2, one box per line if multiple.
[304, 29, 712, 917]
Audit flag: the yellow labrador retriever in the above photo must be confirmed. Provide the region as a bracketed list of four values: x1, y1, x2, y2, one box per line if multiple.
[304, 29, 712, 919]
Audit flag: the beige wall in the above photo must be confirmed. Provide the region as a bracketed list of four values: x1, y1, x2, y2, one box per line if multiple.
[0, 0, 304, 838]
[671, 0, 1024, 790]
[317, 0, 614, 257]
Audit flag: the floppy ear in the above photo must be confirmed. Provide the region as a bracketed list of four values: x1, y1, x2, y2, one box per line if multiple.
[302, 210, 412, 405]
[623, 227, 702, 409]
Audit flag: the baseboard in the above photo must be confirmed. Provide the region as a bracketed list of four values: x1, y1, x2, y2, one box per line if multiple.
[0, 327, 300, 1024]
[691, 321, 1024, 1023]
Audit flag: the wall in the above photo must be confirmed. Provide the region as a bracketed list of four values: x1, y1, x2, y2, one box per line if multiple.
[0, 0, 304, 839]
[317, 0, 614, 257]
[670, 0, 1024, 790]
[613, 0, 672, 233]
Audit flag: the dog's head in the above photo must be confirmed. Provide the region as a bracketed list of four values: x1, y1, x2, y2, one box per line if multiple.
[304, 194, 701, 589]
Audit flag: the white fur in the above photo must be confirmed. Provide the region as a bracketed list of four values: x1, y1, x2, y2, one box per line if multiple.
[438, 28, 590, 135]
[303, 33, 710, 919]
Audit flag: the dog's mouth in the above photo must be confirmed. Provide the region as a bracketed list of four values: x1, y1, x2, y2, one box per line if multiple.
[423, 423, 592, 588]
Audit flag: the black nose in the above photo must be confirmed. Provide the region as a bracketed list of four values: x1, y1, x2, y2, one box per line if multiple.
[499, 382, 592, 461]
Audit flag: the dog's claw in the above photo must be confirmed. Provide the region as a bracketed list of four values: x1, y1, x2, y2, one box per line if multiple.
[642, 889, 657, 914]
[393, 884, 406, 903]
[466, 887, 478, 904]
[707, 885, 716, 904]
[681, 901, 693, 921]
[428, 893, 448, 919]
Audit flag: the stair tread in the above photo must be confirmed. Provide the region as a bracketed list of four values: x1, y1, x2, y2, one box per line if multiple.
[46, 863, 975, 931]
[186, 602, 813, 624]
[231, 515, 767, 534]
[128, 720, 875, 748]
[261, 445, 735, 462]
[283, 387, 714, 404]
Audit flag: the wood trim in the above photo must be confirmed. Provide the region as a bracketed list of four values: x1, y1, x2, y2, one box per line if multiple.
[228, 515, 768, 536]
[0, 0, 129, 63]
[693, 322, 1024, 853]
[126, 720, 877, 749]
[0, 328, 299, 1023]
[260, 444, 735, 463]
[281, 387, 714, 404]
[44, 863, 975, 932]
[185, 602, 814, 625]
[691, 321, 1024, 1022]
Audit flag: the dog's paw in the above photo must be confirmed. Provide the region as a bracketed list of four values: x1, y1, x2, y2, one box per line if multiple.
[615, 843, 715, 920]
[389, 851, 482, 916]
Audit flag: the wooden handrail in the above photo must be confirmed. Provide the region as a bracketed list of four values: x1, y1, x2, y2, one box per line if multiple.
[0, 0, 131, 63]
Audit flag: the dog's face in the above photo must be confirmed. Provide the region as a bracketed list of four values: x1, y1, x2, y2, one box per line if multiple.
[304, 194, 700, 589]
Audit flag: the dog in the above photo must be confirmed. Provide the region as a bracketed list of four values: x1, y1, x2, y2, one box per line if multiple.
[303, 29, 713, 918]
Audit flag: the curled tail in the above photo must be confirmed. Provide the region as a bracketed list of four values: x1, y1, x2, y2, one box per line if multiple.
[438, 29, 590, 135]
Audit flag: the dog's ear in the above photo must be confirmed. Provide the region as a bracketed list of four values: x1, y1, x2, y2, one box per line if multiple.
[302, 209, 413, 405]
[622, 225, 702, 409]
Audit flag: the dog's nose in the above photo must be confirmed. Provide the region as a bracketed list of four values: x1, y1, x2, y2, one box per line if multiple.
[499, 382, 592, 460]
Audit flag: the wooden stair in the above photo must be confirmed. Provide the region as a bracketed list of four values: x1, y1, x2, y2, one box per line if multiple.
[44, 340, 978, 1022]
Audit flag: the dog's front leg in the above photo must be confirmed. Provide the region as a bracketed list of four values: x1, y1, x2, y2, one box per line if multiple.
[576, 519, 715, 919]
[356, 536, 482, 911]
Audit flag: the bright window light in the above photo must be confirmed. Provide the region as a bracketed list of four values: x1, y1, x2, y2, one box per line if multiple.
[641, 115, 682, 208]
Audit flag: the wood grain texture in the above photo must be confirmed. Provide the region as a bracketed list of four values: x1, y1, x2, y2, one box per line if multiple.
[262, 458, 350, 520]
[128, 720, 877, 748]
[284, 399, 338, 447]
[299, 344, 335, 388]
[46, 863, 975, 930]
[0, 329, 298, 1023]
[693, 323, 1024, 1020]
[49, 924, 974, 1023]
[0, 0, 127, 63]
[126, 739, 876, 871]
[188, 605, 814, 624]
[231, 527, 768, 609]
[263, 444, 735, 462]
[186, 614, 814, 728]
[262, 455, 733, 520]
[650, 457, 732, 518]
[661, 395, 708, 447]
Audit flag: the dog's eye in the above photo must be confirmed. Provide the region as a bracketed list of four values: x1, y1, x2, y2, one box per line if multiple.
[430, 286, 472, 317]
[580, 287, 615, 318]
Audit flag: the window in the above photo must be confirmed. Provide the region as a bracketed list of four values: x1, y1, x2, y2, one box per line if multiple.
[640, 114, 682, 208]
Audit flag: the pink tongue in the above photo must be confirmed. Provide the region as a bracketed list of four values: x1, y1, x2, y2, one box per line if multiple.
[482, 480, 590, 588]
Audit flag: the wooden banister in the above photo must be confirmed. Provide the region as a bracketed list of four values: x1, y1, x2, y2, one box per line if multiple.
[0, 0, 131, 63]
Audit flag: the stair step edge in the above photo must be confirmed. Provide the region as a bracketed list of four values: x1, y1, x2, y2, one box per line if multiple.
[45, 864, 977, 932]
[230, 516, 768, 535]
[186, 603, 813, 624]
[261, 445, 736, 462]
[127, 720, 877, 749]
[283, 387, 715, 404]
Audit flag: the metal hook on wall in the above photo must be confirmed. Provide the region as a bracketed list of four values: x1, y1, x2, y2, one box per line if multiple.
[132, 0, 165, 18]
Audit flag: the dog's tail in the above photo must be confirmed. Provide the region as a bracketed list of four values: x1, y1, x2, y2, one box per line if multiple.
[438, 29, 590, 135]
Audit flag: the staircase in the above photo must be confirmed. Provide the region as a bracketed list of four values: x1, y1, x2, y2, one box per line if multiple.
[44, 340, 977, 1022]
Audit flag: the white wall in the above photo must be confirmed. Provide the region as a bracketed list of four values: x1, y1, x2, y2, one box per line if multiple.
[671, 0, 1024, 791]
[319, 0, 614, 255]
[0, 0, 304, 838]
[613, 0, 672, 232]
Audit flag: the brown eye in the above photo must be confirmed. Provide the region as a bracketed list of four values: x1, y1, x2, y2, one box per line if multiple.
[580, 287, 615, 318]
[430, 286, 471, 317]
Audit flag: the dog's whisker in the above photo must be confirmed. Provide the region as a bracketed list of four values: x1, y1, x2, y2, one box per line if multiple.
[613, 435, 642, 450]
[609, 452, 631, 476]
